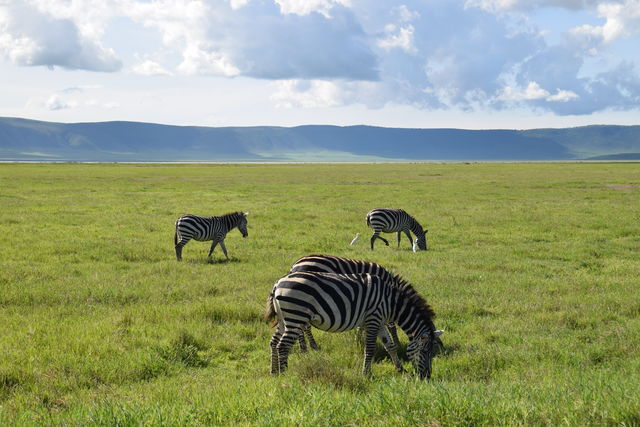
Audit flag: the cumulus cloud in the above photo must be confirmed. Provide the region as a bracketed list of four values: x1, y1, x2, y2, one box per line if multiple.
[568, 0, 640, 52]
[274, 0, 351, 17]
[377, 24, 417, 54]
[46, 94, 74, 110]
[131, 59, 172, 76]
[0, 1, 121, 71]
[123, 0, 377, 80]
[498, 81, 578, 102]
[271, 80, 346, 108]
[2, 0, 639, 116]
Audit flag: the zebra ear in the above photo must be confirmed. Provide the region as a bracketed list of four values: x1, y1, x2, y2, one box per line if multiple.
[424, 229, 429, 234]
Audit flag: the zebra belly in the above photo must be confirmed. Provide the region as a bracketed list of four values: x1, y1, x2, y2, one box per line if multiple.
[310, 312, 366, 333]
[380, 226, 402, 233]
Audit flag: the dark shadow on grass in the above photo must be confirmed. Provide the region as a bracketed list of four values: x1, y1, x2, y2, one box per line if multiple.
[206, 256, 243, 265]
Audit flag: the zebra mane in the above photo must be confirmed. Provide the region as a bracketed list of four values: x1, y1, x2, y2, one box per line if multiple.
[389, 272, 436, 322]
[216, 211, 244, 219]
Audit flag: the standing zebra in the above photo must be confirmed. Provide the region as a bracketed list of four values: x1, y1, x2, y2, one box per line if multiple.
[174, 212, 248, 261]
[366, 208, 428, 251]
[265, 271, 440, 379]
[289, 254, 403, 370]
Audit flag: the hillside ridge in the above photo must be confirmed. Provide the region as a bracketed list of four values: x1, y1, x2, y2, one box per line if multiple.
[1, 117, 639, 161]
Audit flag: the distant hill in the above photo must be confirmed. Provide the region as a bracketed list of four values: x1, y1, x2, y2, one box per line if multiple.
[1, 117, 639, 161]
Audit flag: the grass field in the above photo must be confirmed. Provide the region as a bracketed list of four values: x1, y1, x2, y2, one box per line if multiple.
[1, 162, 639, 425]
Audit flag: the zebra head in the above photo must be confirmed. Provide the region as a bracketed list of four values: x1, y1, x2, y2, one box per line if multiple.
[406, 329, 440, 379]
[239, 212, 249, 238]
[415, 229, 428, 251]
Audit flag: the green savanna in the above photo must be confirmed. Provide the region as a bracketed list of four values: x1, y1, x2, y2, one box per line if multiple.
[1, 162, 638, 425]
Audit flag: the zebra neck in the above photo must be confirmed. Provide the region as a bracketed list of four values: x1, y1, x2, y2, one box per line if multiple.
[392, 289, 432, 338]
[409, 218, 424, 237]
[222, 213, 239, 230]
[397, 316, 430, 339]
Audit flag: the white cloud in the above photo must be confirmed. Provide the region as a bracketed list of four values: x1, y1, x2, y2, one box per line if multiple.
[547, 88, 579, 101]
[1, 0, 639, 117]
[46, 94, 73, 110]
[499, 81, 549, 101]
[271, 80, 346, 108]
[177, 45, 240, 76]
[396, 5, 420, 21]
[131, 59, 172, 76]
[377, 24, 417, 54]
[123, 0, 377, 80]
[274, 0, 351, 17]
[228, 0, 250, 10]
[568, 0, 640, 46]
[498, 82, 579, 102]
[0, 1, 121, 71]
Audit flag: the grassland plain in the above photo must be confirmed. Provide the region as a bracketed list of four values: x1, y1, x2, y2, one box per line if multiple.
[0, 162, 638, 425]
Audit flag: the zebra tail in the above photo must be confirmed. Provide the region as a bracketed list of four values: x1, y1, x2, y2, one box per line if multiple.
[263, 291, 277, 327]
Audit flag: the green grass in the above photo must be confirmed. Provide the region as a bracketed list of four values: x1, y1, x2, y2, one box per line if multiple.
[0, 162, 639, 425]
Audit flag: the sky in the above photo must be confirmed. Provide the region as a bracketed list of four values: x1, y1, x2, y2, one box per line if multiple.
[1, 0, 639, 129]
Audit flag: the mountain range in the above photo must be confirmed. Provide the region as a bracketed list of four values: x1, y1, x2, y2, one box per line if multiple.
[1, 117, 639, 162]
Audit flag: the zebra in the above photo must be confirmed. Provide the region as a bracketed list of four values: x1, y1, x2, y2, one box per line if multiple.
[174, 212, 248, 261]
[289, 254, 403, 370]
[264, 271, 440, 379]
[366, 208, 428, 251]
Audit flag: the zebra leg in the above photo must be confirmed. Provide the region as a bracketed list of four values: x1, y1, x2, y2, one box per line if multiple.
[276, 327, 303, 373]
[219, 240, 229, 259]
[403, 230, 413, 249]
[387, 322, 401, 350]
[305, 326, 320, 351]
[270, 326, 283, 374]
[298, 332, 308, 353]
[362, 320, 382, 375]
[370, 233, 389, 250]
[175, 239, 189, 261]
[208, 240, 219, 258]
[378, 328, 404, 373]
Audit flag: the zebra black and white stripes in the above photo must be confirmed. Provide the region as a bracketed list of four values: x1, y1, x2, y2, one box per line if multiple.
[366, 208, 428, 251]
[265, 271, 439, 379]
[289, 254, 403, 370]
[174, 212, 248, 261]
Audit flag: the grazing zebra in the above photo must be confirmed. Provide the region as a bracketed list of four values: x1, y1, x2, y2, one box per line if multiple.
[289, 254, 403, 370]
[174, 212, 248, 261]
[265, 271, 440, 379]
[366, 208, 428, 251]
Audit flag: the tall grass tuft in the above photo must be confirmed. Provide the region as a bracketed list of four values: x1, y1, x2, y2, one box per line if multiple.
[158, 331, 209, 368]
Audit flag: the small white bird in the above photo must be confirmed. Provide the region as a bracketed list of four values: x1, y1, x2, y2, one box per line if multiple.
[350, 233, 360, 245]
[412, 238, 418, 253]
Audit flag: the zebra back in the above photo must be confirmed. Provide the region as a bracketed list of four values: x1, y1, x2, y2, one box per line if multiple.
[290, 254, 394, 281]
